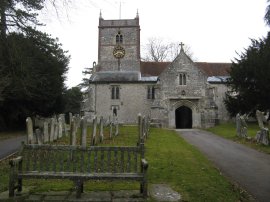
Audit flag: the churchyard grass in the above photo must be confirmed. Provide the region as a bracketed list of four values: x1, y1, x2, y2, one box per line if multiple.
[206, 122, 270, 154]
[0, 126, 252, 201]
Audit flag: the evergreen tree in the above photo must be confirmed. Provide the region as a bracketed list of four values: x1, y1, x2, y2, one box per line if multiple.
[0, 31, 69, 129]
[224, 32, 270, 117]
[63, 87, 83, 115]
[0, 0, 45, 39]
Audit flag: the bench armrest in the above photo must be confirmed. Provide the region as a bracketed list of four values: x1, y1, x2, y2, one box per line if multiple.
[141, 158, 148, 173]
[9, 156, 22, 167]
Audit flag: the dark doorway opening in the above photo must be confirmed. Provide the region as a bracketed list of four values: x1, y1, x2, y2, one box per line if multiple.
[175, 106, 192, 129]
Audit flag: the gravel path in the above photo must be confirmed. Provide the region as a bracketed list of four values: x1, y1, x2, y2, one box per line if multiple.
[177, 129, 270, 202]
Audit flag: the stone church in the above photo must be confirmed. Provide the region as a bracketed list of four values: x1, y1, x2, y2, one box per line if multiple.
[83, 13, 231, 128]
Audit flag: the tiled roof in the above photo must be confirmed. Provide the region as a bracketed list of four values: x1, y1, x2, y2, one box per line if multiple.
[140, 61, 231, 77]
[140, 61, 170, 76]
[195, 62, 231, 76]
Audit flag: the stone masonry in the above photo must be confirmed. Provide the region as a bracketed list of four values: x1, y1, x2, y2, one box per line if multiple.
[84, 13, 230, 129]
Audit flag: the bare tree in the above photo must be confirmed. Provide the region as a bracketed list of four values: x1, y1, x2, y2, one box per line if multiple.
[265, 0, 270, 26]
[142, 37, 196, 62]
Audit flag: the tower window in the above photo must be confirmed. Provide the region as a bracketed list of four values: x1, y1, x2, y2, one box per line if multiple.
[179, 73, 187, 85]
[116, 32, 123, 44]
[111, 86, 120, 99]
[147, 86, 155, 99]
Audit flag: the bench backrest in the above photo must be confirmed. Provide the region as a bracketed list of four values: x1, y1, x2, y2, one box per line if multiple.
[19, 143, 145, 174]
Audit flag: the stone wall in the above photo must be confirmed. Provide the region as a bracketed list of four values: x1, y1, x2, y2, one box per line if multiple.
[152, 50, 209, 128]
[98, 18, 140, 72]
[91, 83, 154, 124]
[208, 83, 230, 122]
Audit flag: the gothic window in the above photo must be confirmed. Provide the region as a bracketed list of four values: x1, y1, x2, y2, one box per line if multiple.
[179, 73, 187, 85]
[147, 86, 155, 99]
[116, 32, 123, 44]
[111, 86, 120, 99]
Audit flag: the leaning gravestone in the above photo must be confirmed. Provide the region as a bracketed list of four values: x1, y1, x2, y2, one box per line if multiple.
[255, 128, 269, 145]
[26, 117, 34, 144]
[236, 113, 248, 138]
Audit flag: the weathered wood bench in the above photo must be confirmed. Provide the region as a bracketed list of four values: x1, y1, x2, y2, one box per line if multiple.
[9, 142, 148, 198]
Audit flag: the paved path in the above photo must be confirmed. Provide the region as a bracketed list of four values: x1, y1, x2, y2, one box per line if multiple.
[0, 136, 26, 160]
[177, 129, 270, 202]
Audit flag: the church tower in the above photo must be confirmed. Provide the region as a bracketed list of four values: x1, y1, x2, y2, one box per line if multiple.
[97, 12, 140, 72]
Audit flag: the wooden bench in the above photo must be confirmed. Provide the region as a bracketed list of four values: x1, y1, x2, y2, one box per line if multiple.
[9, 142, 148, 198]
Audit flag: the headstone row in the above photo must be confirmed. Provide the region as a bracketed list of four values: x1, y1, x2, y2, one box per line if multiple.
[26, 116, 68, 145]
[235, 110, 270, 146]
[69, 115, 120, 147]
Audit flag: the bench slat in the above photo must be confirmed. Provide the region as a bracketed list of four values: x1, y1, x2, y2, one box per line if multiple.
[19, 172, 144, 181]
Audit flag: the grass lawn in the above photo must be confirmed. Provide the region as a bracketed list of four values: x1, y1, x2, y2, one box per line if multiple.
[0, 126, 253, 201]
[206, 122, 270, 154]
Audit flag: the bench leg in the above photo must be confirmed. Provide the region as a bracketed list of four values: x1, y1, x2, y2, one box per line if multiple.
[9, 178, 15, 197]
[75, 180, 83, 198]
[140, 180, 148, 198]
[18, 177, 22, 192]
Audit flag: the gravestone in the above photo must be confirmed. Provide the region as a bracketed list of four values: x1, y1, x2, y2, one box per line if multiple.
[236, 113, 248, 138]
[255, 110, 270, 145]
[70, 117, 76, 146]
[115, 119, 119, 136]
[49, 118, 55, 142]
[256, 110, 269, 129]
[26, 117, 34, 144]
[99, 116, 104, 143]
[35, 129, 43, 145]
[54, 120, 59, 141]
[69, 112, 72, 125]
[58, 117, 63, 138]
[81, 117, 87, 148]
[91, 116, 97, 146]
[142, 116, 146, 139]
[43, 121, 49, 143]
[255, 128, 269, 145]
[138, 114, 143, 144]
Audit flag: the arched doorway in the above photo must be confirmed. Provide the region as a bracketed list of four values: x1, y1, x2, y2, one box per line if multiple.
[175, 106, 192, 129]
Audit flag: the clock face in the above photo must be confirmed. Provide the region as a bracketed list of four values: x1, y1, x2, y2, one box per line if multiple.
[113, 45, 125, 59]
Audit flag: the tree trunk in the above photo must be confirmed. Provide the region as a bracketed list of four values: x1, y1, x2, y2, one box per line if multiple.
[0, 1, 7, 40]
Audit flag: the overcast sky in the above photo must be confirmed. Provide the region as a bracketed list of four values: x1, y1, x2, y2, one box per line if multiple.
[39, 0, 269, 88]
